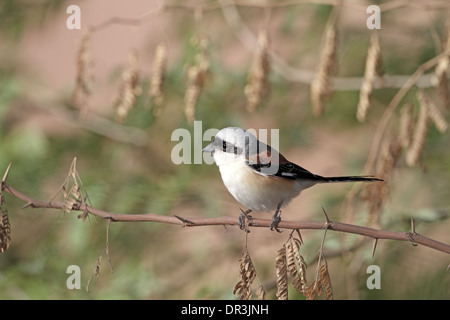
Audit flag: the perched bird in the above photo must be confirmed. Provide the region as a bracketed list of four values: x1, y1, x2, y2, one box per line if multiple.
[202, 127, 382, 232]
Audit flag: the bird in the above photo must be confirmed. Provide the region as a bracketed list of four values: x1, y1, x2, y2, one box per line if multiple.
[202, 127, 383, 232]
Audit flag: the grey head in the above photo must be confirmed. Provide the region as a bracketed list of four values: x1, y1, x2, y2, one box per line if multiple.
[202, 127, 264, 156]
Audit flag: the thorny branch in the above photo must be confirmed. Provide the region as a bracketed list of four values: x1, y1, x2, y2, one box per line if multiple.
[1, 174, 449, 255]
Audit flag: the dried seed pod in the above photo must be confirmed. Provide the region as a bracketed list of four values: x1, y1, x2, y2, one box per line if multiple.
[365, 136, 402, 226]
[378, 136, 402, 181]
[149, 42, 167, 114]
[0, 193, 11, 254]
[184, 66, 202, 124]
[115, 50, 141, 123]
[311, 24, 338, 116]
[357, 33, 382, 122]
[435, 24, 450, 109]
[244, 31, 270, 112]
[184, 36, 210, 123]
[406, 93, 430, 167]
[256, 285, 265, 300]
[417, 90, 448, 134]
[399, 103, 415, 149]
[72, 30, 94, 115]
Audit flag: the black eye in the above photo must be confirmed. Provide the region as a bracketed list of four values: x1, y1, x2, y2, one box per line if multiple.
[222, 141, 227, 151]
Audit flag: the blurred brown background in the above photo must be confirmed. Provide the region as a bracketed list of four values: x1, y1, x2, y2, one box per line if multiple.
[0, 0, 449, 299]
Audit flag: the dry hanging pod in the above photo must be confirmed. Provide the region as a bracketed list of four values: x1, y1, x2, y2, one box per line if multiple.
[72, 30, 94, 115]
[311, 24, 338, 116]
[244, 31, 270, 113]
[357, 33, 382, 122]
[435, 24, 450, 108]
[115, 50, 141, 123]
[399, 103, 415, 149]
[406, 91, 430, 167]
[0, 193, 11, 254]
[417, 90, 448, 134]
[184, 35, 210, 123]
[149, 42, 167, 115]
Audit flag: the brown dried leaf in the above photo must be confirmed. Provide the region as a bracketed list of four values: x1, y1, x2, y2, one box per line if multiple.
[291, 237, 308, 290]
[284, 236, 307, 293]
[303, 281, 317, 300]
[86, 256, 102, 292]
[275, 247, 288, 300]
[58, 158, 90, 220]
[0, 193, 11, 253]
[234, 247, 256, 300]
[303, 263, 333, 300]
[317, 263, 333, 300]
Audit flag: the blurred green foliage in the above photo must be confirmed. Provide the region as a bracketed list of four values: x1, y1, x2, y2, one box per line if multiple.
[0, 1, 449, 300]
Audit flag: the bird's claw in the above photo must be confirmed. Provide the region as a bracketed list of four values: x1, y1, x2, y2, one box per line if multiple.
[238, 209, 253, 232]
[270, 210, 282, 233]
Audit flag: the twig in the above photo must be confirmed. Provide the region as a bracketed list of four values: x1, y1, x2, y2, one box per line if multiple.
[219, 0, 450, 91]
[371, 238, 379, 258]
[2, 183, 449, 255]
[363, 50, 450, 174]
[85, 0, 450, 92]
[105, 219, 114, 273]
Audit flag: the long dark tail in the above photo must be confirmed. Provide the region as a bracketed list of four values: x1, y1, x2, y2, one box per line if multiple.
[319, 175, 383, 183]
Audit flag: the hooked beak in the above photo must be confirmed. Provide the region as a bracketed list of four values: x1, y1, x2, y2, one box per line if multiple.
[202, 143, 215, 153]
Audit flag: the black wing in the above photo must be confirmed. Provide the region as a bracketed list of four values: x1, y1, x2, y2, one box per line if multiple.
[246, 160, 324, 181]
[247, 160, 382, 182]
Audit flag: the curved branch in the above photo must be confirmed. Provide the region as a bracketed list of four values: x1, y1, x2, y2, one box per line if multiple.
[2, 183, 449, 255]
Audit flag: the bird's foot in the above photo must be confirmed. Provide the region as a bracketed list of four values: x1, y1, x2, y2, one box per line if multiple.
[269, 210, 282, 233]
[238, 209, 253, 232]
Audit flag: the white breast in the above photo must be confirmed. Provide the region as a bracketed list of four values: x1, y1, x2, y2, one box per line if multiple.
[217, 160, 303, 212]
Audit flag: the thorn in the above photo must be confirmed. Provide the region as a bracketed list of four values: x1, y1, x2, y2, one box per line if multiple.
[295, 229, 304, 245]
[173, 215, 194, 226]
[410, 217, 416, 234]
[321, 205, 331, 226]
[1, 162, 12, 185]
[21, 202, 34, 209]
[407, 217, 418, 246]
[371, 238, 378, 259]
[407, 217, 417, 247]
